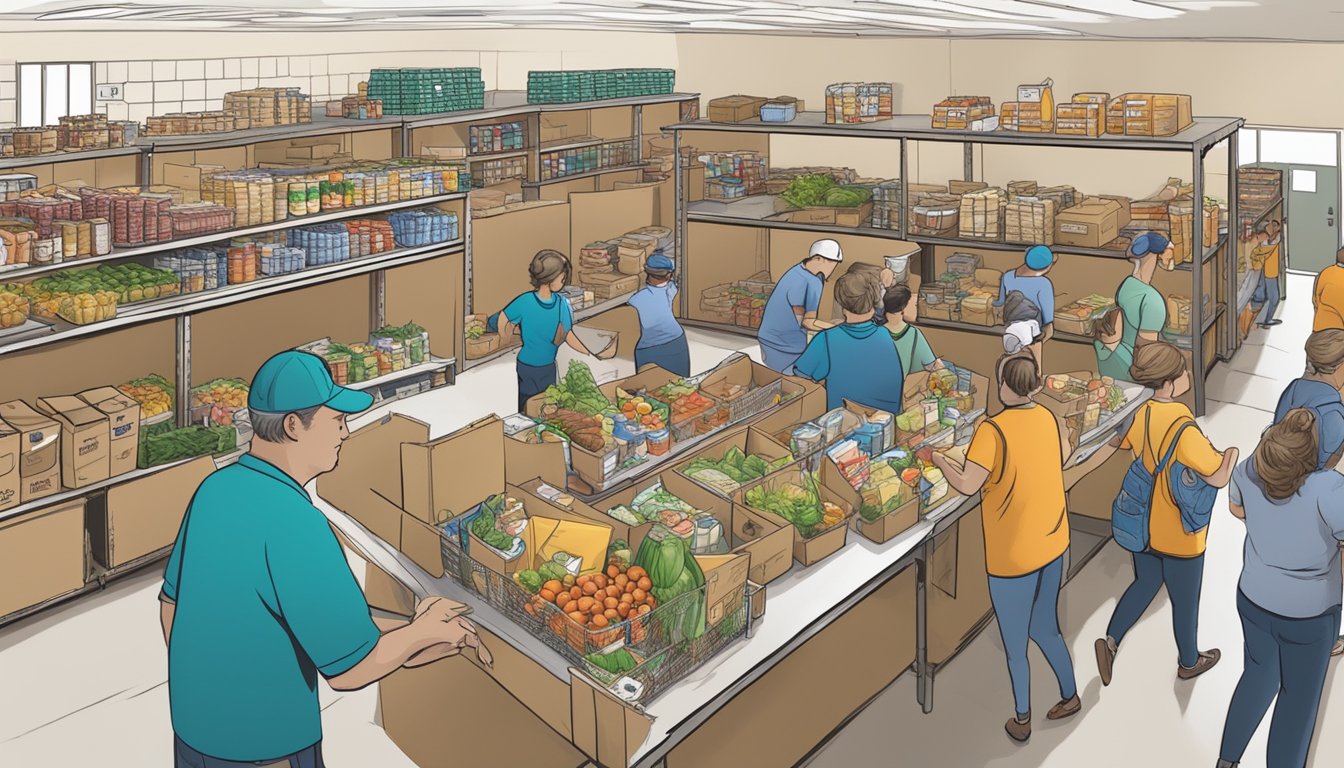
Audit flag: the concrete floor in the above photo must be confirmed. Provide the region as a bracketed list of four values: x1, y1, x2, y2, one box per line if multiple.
[1, 273, 1338, 767]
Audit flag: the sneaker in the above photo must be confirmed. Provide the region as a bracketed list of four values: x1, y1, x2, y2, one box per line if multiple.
[1095, 637, 1117, 686]
[1263, 319, 1283, 326]
[1216, 760, 1239, 768]
[1177, 649, 1222, 680]
[1047, 695, 1082, 721]
[1005, 713, 1032, 743]
[1332, 637, 1343, 658]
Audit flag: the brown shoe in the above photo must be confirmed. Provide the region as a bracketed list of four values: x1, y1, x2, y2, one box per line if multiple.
[1005, 714, 1032, 743]
[1332, 637, 1343, 658]
[1047, 694, 1082, 720]
[1177, 649, 1222, 680]
[1095, 637, 1117, 687]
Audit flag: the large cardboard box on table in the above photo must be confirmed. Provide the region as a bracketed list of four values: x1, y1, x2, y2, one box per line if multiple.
[93, 455, 213, 569]
[0, 402, 60, 504]
[77, 386, 140, 477]
[0, 422, 20, 512]
[1054, 195, 1129, 248]
[36, 396, 109, 489]
[0, 498, 90, 620]
[735, 462, 853, 567]
[819, 451, 919, 545]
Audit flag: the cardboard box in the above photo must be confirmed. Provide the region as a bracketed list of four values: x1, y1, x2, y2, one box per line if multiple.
[736, 463, 853, 567]
[37, 396, 110, 489]
[949, 180, 989, 195]
[161, 163, 224, 202]
[1054, 196, 1127, 248]
[0, 422, 20, 512]
[708, 95, 768, 123]
[93, 456, 214, 568]
[819, 453, 919, 545]
[286, 142, 341, 161]
[0, 499, 89, 619]
[672, 425, 794, 498]
[316, 413, 567, 578]
[0, 401, 61, 503]
[583, 272, 639, 300]
[78, 387, 140, 478]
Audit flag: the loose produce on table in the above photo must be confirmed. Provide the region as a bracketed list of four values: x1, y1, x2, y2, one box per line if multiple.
[745, 472, 846, 539]
[191, 378, 248, 426]
[682, 445, 793, 496]
[140, 425, 236, 468]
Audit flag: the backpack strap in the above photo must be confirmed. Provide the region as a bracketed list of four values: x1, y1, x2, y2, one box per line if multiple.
[1155, 419, 1197, 478]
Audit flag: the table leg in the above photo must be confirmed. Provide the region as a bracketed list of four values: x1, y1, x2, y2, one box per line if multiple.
[915, 542, 931, 713]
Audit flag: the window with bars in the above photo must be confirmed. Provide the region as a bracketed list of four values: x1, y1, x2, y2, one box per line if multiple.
[18, 62, 93, 128]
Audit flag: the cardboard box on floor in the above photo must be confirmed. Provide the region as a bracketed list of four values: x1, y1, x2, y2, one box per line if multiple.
[0, 401, 61, 504]
[91, 456, 213, 569]
[77, 387, 140, 478]
[36, 395, 109, 489]
[0, 498, 91, 620]
[0, 422, 19, 512]
[315, 413, 568, 579]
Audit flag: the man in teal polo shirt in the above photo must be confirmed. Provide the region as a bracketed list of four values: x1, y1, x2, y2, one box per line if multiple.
[160, 350, 487, 767]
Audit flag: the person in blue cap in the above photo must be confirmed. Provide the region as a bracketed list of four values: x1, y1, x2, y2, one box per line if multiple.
[757, 238, 841, 375]
[628, 250, 691, 376]
[996, 244, 1057, 365]
[160, 350, 489, 768]
[1116, 232, 1173, 354]
[794, 270, 904, 413]
[500, 249, 612, 414]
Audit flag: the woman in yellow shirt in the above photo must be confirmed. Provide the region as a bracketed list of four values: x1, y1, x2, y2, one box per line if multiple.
[933, 354, 1080, 744]
[1094, 342, 1238, 686]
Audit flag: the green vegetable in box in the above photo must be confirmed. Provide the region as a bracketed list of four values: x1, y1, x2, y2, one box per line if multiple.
[633, 527, 706, 642]
[537, 561, 568, 583]
[469, 496, 516, 552]
[139, 425, 237, 468]
[780, 174, 837, 209]
[514, 570, 543, 595]
[744, 472, 846, 538]
[543, 360, 610, 416]
[32, 264, 179, 305]
[684, 447, 793, 494]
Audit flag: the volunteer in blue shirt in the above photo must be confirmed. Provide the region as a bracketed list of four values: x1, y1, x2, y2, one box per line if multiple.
[757, 238, 841, 375]
[501, 249, 611, 414]
[1270, 328, 1344, 658]
[161, 350, 489, 767]
[628, 251, 690, 376]
[996, 244, 1057, 365]
[794, 270, 904, 413]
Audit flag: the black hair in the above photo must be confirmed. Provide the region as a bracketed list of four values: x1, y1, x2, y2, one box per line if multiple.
[882, 283, 913, 321]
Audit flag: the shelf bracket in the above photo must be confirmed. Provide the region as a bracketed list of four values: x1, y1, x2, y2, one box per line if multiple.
[371, 270, 387, 332]
[175, 315, 191, 428]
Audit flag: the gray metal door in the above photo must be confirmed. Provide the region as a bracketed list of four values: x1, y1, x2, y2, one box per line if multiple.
[1258, 162, 1339, 273]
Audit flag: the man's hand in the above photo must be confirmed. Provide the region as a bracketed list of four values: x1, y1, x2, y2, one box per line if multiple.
[410, 601, 492, 668]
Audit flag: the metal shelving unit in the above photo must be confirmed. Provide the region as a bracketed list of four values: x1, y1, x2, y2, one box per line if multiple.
[668, 113, 1244, 416]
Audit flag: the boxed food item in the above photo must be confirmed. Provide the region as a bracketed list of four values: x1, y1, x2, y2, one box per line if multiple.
[1107, 94, 1194, 137]
[708, 95, 769, 123]
[1073, 92, 1111, 104]
[1055, 102, 1105, 137]
[820, 445, 919, 545]
[959, 187, 1006, 241]
[932, 97, 995, 130]
[1004, 196, 1057, 245]
[1055, 195, 1128, 248]
[36, 395, 110, 489]
[759, 100, 798, 123]
[825, 83, 893, 124]
[1000, 101, 1052, 133]
[909, 193, 962, 236]
[0, 499, 89, 620]
[948, 180, 988, 195]
[583, 272, 639, 300]
[736, 464, 852, 566]
[0, 401, 61, 503]
[77, 387, 141, 477]
[1054, 294, 1116, 336]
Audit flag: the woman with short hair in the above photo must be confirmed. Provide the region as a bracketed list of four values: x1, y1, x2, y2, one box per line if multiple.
[1217, 408, 1344, 768]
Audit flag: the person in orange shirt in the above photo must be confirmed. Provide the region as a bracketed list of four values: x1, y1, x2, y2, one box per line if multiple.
[933, 354, 1080, 744]
[1313, 246, 1344, 332]
[1094, 342, 1238, 687]
[1250, 220, 1283, 328]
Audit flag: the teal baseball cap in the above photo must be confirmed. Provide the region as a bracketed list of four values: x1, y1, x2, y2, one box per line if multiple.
[1025, 245, 1054, 270]
[247, 350, 374, 415]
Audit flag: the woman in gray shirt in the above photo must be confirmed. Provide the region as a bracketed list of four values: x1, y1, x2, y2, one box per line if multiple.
[1217, 409, 1344, 768]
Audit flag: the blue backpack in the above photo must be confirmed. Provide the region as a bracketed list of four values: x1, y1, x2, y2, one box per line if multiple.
[1112, 405, 1218, 553]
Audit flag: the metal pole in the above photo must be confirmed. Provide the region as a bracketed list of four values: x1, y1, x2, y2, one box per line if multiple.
[632, 105, 644, 165]
[175, 315, 191, 428]
[370, 270, 386, 331]
[963, 143, 974, 182]
[463, 197, 474, 315]
[1192, 147, 1206, 416]
[139, 146, 153, 187]
[1226, 131, 1240, 360]
[899, 137, 909, 239]
[674, 129, 687, 318]
[915, 542, 930, 714]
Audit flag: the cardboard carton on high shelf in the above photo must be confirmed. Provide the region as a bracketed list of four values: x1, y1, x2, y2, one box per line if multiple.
[95, 456, 214, 569]
[0, 421, 20, 512]
[1107, 93, 1194, 137]
[708, 95, 769, 124]
[36, 395, 110, 489]
[77, 387, 140, 478]
[315, 413, 567, 579]
[0, 401, 61, 503]
[1054, 195, 1130, 248]
[0, 498, 91, 620]
[948, 180, 989, 195]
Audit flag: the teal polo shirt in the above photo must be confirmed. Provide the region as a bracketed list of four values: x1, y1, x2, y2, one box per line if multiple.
[162, 454, 379, 761]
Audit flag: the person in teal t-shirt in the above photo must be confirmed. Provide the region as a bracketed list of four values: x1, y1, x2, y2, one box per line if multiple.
[795, 271, 905, 413]
[1092, 306, 1134, 382]
[501, 250, 612, 413]
[882, 283, 938, 376]
[1115, 233, 1171, 354]
[161, 351, 489, 766]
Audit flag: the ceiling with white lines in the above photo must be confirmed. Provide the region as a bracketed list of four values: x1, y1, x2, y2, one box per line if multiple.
[0, 0, 1340, 40]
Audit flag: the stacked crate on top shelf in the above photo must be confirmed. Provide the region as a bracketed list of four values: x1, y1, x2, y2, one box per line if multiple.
[367, 68, 486, 115]
[526, 68, 675, 104]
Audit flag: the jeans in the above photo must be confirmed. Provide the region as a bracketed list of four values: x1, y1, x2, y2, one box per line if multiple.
[1254, 273, 1281, 325]
[1219, 591, 1340, 768]
[1106, 550, 1205, 668]
[174, 736, 325, 768]
[759, 343, 801, 376]
[634, 334, 691, 377]
[516, 360, 558, 414]
[987, 554, 1079, 717]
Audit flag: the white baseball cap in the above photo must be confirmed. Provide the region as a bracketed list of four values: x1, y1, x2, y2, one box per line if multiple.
[809, 239, 844, 262]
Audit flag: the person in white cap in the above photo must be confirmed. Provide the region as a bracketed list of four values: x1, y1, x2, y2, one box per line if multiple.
[757, 238, 841, 374]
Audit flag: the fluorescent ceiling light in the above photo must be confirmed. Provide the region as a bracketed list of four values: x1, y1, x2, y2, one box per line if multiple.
[1029, 0, 1183, 19]
[35, 5, 137, 19]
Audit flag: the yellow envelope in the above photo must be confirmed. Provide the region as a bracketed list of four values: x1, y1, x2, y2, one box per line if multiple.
[522, 516, 611, 575]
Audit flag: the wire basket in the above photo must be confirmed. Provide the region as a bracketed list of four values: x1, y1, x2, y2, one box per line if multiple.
[702, 377, 785, 424]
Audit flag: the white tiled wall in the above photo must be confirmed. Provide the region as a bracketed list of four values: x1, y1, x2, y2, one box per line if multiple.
[0, 50, 582, 130]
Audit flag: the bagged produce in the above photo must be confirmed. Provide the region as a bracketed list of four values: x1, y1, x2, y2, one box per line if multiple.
[140, 425, 237, 468]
